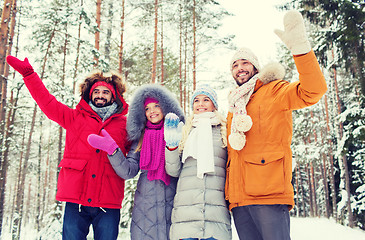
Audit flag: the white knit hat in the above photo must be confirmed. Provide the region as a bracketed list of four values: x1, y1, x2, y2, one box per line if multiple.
[230, 47, 261, 72]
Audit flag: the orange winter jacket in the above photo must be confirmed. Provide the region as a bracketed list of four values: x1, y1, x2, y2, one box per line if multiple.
[225, 50, 327, 210]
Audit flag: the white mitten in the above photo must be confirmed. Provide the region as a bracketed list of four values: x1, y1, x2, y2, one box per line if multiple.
[274, 10, 311, 55]
[164, 113, 184, 148]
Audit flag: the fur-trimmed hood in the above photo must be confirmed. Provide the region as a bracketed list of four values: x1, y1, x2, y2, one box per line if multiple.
[79, 70, 128, 115]
[127, 84, 185, 141]
[257, 62, 286, 85]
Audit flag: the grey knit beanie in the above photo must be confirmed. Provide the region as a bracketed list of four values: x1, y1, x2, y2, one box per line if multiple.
[230, 47, 261, 72]
[191, 84, 218, 110]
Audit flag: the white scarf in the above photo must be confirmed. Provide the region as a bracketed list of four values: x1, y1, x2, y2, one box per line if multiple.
[228, 74, 259, 150]
[182, 112, 220, 179]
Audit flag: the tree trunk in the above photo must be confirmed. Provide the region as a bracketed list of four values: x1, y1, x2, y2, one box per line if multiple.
[310, 162, 318, 217]
[178, 0, 182, 106]
[151, 0, 158, 83]
[73, 0, 83, 95]
[12, 104, 37, 239]
[105, 1, 113, 63]
[192, 0, 196, 90]
[0, 1, 16, 236]
[332, 53, 353, 227]
[119, 0, 125, 74]
[94, 0, 101, 66]
[160, 1, 164, 84]
[0, 0, 12, 75]
[324, 94, 337, 220]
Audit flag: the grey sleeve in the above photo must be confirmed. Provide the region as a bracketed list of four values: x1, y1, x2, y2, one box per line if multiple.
[165, 148, 182, 177]
[108, 141, 140, 179]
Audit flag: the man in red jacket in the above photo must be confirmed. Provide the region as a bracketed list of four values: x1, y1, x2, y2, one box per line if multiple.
[225, 10, 327, 240]
[6, 56, 129, 240]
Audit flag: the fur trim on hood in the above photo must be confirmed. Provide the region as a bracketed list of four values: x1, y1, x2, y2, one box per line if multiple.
[127, 84, 185, 141]
[79, 70, 128, 115]
[257, 62, 286, 85]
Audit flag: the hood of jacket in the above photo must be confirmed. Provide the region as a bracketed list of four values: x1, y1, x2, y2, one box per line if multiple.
[127, 84, 185, 141]
[257, 62, 286, 85]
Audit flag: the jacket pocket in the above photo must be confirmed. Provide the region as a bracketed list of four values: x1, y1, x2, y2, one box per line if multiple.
[243, 152, 285, 196]
[57, 158, 87, 199]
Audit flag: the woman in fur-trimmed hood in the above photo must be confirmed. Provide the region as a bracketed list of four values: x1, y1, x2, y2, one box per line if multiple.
[127, 84, 185, 141]
[104, 84, 185, 240]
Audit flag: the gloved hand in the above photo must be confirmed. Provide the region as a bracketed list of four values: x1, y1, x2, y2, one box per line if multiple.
[6, 55, 35, 77]
[164, 112, 184, 148]
[274, 10, 311, 55]
[87, 129, 119, 155]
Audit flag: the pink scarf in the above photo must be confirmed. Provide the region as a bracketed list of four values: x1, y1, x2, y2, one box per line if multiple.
[140, 120, 170, 185]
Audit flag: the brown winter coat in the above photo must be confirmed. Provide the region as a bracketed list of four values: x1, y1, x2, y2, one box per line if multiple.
[225, 50, 327, 210]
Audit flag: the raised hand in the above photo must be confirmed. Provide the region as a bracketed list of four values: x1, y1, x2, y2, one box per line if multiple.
[164, 112, 184, 148]
[87, 129, 119, 155]
[6, 55, 35, 77]
[274, 10, 311, 55]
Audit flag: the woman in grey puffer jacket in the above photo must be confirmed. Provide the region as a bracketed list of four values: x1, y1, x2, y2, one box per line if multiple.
[165, 85, 232, 240]
[105, 84, 184, 240]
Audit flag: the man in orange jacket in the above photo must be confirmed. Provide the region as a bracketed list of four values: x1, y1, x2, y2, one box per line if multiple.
[225, 10, 327, 240]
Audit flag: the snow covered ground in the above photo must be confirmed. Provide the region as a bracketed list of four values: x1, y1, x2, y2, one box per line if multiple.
[4, 216, 365, 239]
[117, 216, 365, 240]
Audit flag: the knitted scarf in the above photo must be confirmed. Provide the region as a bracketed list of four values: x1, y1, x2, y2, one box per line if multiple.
[182, 112, 220, 179]
[89, 101, 118, 122]
[228, 74, 259, 150]
[140, 120, 170, 185]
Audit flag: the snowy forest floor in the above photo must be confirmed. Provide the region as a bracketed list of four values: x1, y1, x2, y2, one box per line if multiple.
[117, 217, 365, 240]
[2, 216, 365, 239]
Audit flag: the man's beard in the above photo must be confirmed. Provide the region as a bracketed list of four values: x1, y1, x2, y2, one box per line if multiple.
[92, 98, 113, 108]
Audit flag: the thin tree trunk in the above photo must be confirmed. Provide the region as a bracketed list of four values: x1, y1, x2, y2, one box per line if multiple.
[73, 0, 83, 95]
[178, 0, 182, 106]
[36, 115, 44, 233]
[0, 1, 16, 236]
[12, 104, 37, 239]
[183, 22, 187, 114]
[160, 1, 164, 84]
[310, 162, 318, 217]
[11, 124, 25, 239]
[192, 0, 196, 90]
[119, 0, 125, 74]
[332, 49, 353, 227]
[324, 94, 337, 220]
[151, 0, 158, 83]
[295, 165, 300, 217]
[320, 130, 331, 218]
[94, 0, 101, 66]
[0, 0, 12, 74]
[105, 1, 113, 63]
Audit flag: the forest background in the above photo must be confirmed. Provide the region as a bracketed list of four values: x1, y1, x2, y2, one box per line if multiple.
[0, 0, 364, 239]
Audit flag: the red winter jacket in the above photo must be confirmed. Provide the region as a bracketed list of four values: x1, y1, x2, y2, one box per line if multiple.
[23, 72, 129, 209]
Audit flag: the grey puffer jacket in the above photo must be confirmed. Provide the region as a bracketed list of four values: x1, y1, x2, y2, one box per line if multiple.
[109, 142, 178, 240]
[165, 125, 232, 240]
[108, 84, 184, 240]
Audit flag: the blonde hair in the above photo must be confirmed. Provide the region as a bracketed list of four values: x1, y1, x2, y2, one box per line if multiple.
[178, 110, 227, 152]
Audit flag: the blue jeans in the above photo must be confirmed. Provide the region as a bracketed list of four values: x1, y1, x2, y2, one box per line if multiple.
[62, 202, 120, 240]
[232, 204, 291, 240]
[181, 238, 217, 240]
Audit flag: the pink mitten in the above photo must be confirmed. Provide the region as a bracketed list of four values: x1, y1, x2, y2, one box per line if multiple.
[6, 55, 35, 77]
[87, 129, 119, 155]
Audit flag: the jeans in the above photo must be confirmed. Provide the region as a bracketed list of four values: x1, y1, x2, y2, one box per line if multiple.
[232, 204, 291, 240]
[62, 202, 120, 240]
